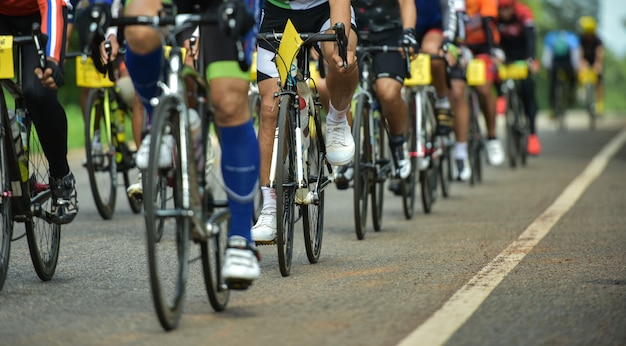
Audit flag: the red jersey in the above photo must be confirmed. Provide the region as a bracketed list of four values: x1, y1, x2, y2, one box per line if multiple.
[465, 0, 500, 46]
[0, 0, 67, 61]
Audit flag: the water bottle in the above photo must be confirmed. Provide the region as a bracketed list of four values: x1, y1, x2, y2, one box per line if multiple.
[9, 110, 28, 182]
[188, 108, 203, 173]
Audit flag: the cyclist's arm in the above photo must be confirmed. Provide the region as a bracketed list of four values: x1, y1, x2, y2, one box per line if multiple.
[399, 0, 416, 30]
[594, 42, 603, 73]
[37, 0, 67, 62]
[440, 0, 457, 42]
[479, 0, 498, 52]
[328, 0, 355, 72]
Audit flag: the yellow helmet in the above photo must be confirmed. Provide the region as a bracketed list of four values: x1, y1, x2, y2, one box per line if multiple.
[579, 16, 596, 34]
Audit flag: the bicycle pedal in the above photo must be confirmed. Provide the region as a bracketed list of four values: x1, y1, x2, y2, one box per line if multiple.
[225, 279, 252, 290]
[254, 240, 276, 246]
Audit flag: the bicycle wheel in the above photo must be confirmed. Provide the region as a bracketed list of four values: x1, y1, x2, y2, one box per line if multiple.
[275, 94, 297, 277]
[585, 84, 596, 130]
[302, 111, 325, 264]
[439, 137, 451, 198]
[144, 96, 189, 331]
[0, 105, 13, 290]
[24, 119, 61, 281]
[352, 94, 370, 240]
[371, 110, 385, 232]
[84, 88, 117, 220]
[468, 92, 483, 185]
[505, 91, 518, 168]
[420, 96, 437, 214]
[122, 168, 142, 213]
[201, 206, 230, 311]
[402, 89, 417, 220]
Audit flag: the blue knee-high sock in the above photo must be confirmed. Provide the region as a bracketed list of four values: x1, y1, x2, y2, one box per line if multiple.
[124, 46, 164, 121]
[219, 120, 260, 243]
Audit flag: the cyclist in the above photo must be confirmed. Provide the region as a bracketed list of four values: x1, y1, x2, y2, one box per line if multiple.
[497, 0, 541, 155]
[449, 0, 504, 169]
[341, 0, 416, 193]
[88, 0, 262, 288]
[541, 29, 581, 119]
[414, 0, 456, 136]
[252, 0, 359, 243]
[0, 0, 79, 224]
[389, 0, 456, 193]
[578, 16, 604, 116]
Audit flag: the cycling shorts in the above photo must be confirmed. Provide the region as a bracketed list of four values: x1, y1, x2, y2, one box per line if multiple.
[359, 28, 407, 84]
[255, 1, 356, 83]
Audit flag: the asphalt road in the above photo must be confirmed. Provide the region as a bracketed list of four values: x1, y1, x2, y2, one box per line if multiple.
[1, 112, 625, 346]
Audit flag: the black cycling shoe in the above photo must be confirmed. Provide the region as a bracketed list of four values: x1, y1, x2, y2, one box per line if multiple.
[50, 172, 79, 224]
[435, 107, 454, 136]
[335, 164, 353, 190]
[387, 179, 402, 196]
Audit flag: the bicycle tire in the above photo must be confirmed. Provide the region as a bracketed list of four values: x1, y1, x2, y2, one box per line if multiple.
[144, 96, 189, 331]
[371, 111, 385, 232]
[420, 95, 437, 214]
[402, 89, 417, 219]
[468, 92, 483, 185]
[439, 139, 451, 198]
[275, 94, 296, 277]
[24, 119, 61, 281]
[585, 84, 596, 130]
[84, 88, 117, 219]
[0, 103, 13, 290]
[352, 94, 370, 240]
[505, 91, 518, 168]
[201, 207, 230, 311]
[302, 110, 325, 264]
[122, 169, 142, 213]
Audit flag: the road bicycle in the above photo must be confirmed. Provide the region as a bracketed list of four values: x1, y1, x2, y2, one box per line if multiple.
[466, 57, 488, 186]
[257, 20, 348, 275]
[404, 53, 453, 216]
[553, 67, 572, 131]
[350, 37, 413, 238]
[0, 25, 63, 290]
[79, 44, 142, 219]
[89, 4, 251, 330]
[578, 67, 598, 130]
[499, 61, 530, 168]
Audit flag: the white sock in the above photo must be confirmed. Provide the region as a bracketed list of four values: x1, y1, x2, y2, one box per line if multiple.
[435, 95, 451, 109]
[454, 142, 468, 160]
[326, 101, 349, 125]
[261, 186, 276, 211]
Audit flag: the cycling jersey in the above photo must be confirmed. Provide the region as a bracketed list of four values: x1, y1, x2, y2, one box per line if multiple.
[0, 0, 67, 61]
[415, 0, 456, 40]
[580, 33, 602, 65]
[267, 0, 327, 10]
[541, 30, 580, 70]
[352, 0, 401, 33]
[497, 1, 535, 61]
[464, 0, 499, 47]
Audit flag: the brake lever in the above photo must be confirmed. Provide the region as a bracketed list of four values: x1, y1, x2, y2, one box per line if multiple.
[333, 22, 348, 70]
[31, 23, 48, 71]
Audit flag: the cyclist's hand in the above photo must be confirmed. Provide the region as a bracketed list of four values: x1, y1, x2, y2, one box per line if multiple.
[490, 47, 505, 64]
[330, 45, 356, 73]
[99, 34, 119, 64]
[442, 39, 459, 66]
[34, 58, 64, 89]
[528, 58, 540, 74]
[400, 28, 417, 56]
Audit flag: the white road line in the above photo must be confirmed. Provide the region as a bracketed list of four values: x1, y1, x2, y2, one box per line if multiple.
[398, 128, 626, 346]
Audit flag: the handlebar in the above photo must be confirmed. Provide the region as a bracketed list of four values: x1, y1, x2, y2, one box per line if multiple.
[31, 23, 48, 71]
[257, 23, 350, 69]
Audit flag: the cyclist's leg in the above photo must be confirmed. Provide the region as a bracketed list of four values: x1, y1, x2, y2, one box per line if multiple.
[595, 72, 603, 115]
[203, 12, 261, 283]
[520, 76, 540, 155]
[421, 28, 454, 135]
[10, 11, 78, 222]
[472, 54, 503, 165]
[370, 28, 410, 179]
[320, 6, 358, 166]
[449, 68, 471, 181]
